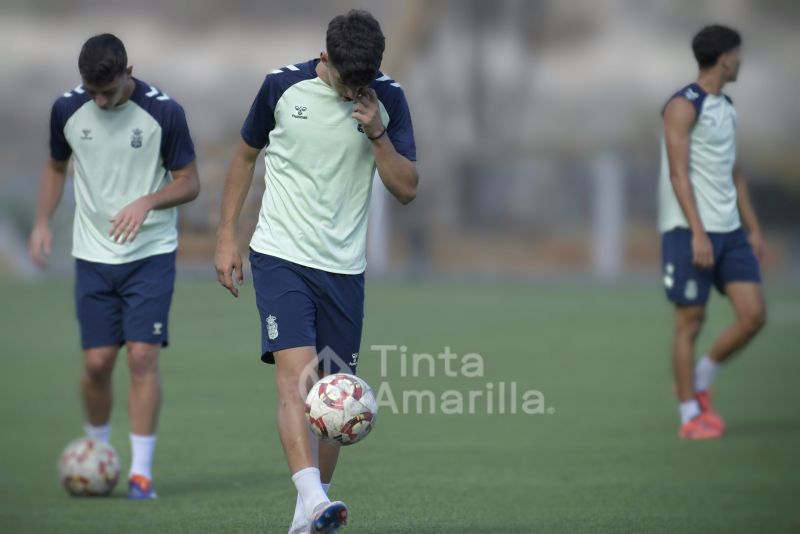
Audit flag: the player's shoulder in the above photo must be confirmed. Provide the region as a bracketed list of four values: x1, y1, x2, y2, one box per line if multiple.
[662, 82, 707, 118]
[52, 84, 91, 119]
[370, 71, 410, 117]
[673, 83, 706, 103]
[128, 78, 190, 131]
[253, 59, 318, 108]
[370, 71, 406, 98]
[264, 59, 317, 89]
[130, 78, 185, 115]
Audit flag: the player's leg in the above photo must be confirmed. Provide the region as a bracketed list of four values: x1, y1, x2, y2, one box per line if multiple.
[126, 342, 162, 435]
[119, 251, 175, 499]
[695, 229, 764, 397]
[708, 282, 765, 363]
[673, 305, 706, 403]
[289, 382, 338, 534]
[82, 346, 119, 442]
[249, 251, 342, 532]
[673, 304, 722, 438]
[289, 428, 327, 534]
[318, 440, 340, 486]
[315, 270, 364, 475]
[275, 346, 340, 530]
[75, 258, 124, 444]
[126, 341, 162, 495]
[691, 230, 763, 431]
[662, 229, 720, 438]
[274, 346, 319, 473]
[693, 282, 765, 400]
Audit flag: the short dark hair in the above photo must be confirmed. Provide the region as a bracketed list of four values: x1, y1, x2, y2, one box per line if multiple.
[78, 33, 128, 86]
[692, 25, 741, 69]
[326, 9, 385, 87]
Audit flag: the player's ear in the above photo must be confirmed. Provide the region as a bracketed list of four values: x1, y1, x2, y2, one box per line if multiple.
[320, 52, 328, 65]
[126, 65, 133, 77]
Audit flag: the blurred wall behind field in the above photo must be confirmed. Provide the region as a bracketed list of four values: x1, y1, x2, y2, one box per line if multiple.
[1, 0, 799, 279]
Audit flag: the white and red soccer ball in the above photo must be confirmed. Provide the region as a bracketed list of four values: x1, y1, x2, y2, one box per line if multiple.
[305, 374, 378, 446]
[58, 437, 120, 496]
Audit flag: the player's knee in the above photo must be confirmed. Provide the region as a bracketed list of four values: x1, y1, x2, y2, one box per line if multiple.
[276, 373, 307, 405]
[739, 307, 766, 337]
[127, 345, 158, 377]
[84, 350, 115, 381]
[676, 311, 705, 339]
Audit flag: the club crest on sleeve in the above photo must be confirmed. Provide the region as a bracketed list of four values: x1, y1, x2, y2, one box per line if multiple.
[684, 87, 699, 101]
[130, 128, 143, 148]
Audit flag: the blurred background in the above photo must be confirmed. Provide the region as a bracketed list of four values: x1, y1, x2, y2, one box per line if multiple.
[1, 0, 799, 280]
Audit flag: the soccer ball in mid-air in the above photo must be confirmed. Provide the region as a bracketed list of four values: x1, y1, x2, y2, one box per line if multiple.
[305, 373, 378, 446]
[58, 437, 120, 496]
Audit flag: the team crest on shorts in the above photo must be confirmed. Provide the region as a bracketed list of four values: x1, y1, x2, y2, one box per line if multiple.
[266, 315, 279, 340]
[684, 279, 698, 300]
[130, 128, 143, 148]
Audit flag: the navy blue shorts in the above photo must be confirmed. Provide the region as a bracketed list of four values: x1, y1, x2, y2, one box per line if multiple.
[250, 250, 364, 374]
[74, 251, 176, 349]
[661, 227, 760, 306]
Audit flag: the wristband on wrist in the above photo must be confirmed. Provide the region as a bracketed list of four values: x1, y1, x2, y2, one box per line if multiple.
[367, 127, 387, 141]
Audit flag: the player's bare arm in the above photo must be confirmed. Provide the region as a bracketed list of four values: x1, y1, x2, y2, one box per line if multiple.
[353, 89, 418, 204]
[109, 160, 200, 244]
[664, 97, 713, 268]
[733, 163, 764, 260]
[214, 139, 260, 298]
[29, 157, 69, 267]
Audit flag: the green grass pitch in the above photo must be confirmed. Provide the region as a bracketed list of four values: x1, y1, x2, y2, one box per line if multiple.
[1, 278, 798, 533]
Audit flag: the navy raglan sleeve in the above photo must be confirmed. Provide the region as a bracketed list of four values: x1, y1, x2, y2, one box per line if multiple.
[241, 75, 282, 149]
[160, 103, 196, 171]
[661, 83, 706, 121]
[49, 100, 72, 161]
[381, 87, 417, 162]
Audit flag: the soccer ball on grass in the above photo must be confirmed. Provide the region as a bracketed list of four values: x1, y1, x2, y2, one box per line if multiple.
[58, 437, 120, 496]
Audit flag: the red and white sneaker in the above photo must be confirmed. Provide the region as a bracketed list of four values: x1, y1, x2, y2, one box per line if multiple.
[695, 390, 725, 432]
[679, 412, 723, 440]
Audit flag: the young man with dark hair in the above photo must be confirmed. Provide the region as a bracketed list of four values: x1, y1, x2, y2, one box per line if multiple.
[214, 9, 417, 533]
[659, 25, 765, 439]
[30, 33, 200, 497]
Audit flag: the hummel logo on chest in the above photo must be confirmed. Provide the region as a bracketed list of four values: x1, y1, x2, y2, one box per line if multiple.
[292, 105, 308, 119]
[80, 129, 92, 140]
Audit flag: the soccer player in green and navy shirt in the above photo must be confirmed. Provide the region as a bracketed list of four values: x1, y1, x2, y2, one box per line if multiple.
[214, 10, 417, 533]
[29, 34, 200, 498]
[660, 25, 765, 439]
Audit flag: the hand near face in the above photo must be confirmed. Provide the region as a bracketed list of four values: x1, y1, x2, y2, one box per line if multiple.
[352, 89, 384, 138]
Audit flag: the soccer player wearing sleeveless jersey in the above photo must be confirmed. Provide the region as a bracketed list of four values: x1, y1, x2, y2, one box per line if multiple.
[29, 34, 200, 497]
[214, 10, 417, 533]
[659, 26, 765, 440]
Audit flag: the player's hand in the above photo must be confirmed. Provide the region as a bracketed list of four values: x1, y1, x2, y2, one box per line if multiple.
[352, 88, 384, 139]
[29, 223, 53, 268]
[691, 231, 714, 269]
[109, 197, 153, 244]
[748, 229, 765, 262]
[214, 236, 243, 298]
